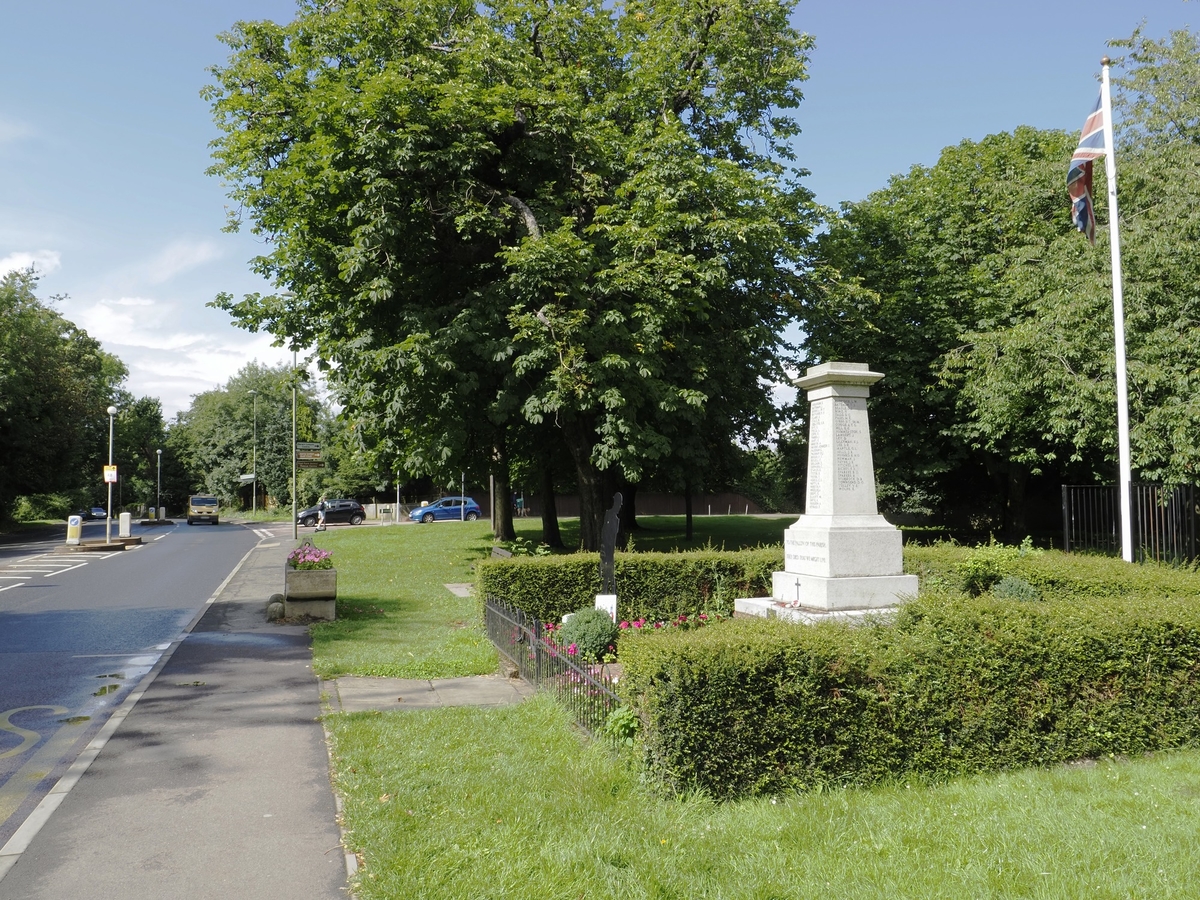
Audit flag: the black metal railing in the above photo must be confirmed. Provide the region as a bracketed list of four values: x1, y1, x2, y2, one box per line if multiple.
[484, 596, 620, 737]
[1062, 484, 1199, 563]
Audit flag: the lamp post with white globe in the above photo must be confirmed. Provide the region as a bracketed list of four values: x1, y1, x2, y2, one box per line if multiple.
[105, 405, 118, 545]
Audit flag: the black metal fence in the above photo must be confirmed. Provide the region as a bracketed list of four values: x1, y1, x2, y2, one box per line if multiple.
[484, 596, 620, 738]
[1062, 484, 1199, 563]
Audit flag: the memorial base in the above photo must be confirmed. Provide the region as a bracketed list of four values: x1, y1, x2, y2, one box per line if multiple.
[771, 570, 918, 611]
[734, 597, 899, 625]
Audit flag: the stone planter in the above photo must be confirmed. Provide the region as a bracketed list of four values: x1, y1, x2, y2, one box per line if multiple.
[283, 566, 337, 620]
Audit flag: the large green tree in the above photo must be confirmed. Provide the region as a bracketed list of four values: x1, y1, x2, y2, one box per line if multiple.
[0, 270, 127, 520]
[807, 27, 1200, 533]
[169, 361, 322, 507]
[205, 0, 815, 548]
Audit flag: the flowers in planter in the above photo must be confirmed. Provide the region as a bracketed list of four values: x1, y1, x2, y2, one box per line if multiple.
[287, 545, 334, 570]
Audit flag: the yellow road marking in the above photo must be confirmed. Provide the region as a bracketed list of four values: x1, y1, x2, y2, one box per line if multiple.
[0, 707, 68, 760]
[0, 712, 90, 826]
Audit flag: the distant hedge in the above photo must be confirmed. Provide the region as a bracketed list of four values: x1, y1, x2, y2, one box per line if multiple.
[476, 548, 782, 624]
[619, 547, 1200, 800]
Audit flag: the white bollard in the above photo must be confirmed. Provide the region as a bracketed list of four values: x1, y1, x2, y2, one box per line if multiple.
[159, 506, 167, 521]
[118, 512, 132, 538]
[595, 594, 617, 622]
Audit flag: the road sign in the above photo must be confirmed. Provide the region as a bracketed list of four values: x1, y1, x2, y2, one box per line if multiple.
[103, 465, 118, 483]
[239, 474, 256, 483]
[297, 460, 326, 469]
[296, 450, 322, 461]
[296, 442, 321, 450]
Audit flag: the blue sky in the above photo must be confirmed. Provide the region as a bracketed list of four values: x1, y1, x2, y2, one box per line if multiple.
[1, 0, 1194, 418]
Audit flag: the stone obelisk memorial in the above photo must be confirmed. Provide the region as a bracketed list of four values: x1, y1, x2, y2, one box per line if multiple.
[737, 361, 917, 621]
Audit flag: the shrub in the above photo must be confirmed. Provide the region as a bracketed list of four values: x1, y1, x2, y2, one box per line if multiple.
[619, 580, 1200, 801]
[992, 575, 1040, 602]
[476, 547, 782, 624]
[11, 493, 74, 521]
[560, 607, 620, 662]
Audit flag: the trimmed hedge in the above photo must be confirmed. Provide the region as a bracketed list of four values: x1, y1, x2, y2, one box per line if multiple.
[619, 558, 1200, 800]
[905, 542, 1200, 601]
[476, 548, 782, 624]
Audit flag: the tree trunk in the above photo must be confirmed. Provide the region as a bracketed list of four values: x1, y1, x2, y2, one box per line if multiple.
[493, 435, 515, 542]
[539, 456, 563, 548]
[1003, 461, 1029, 540]
[563, 419, 604, 550]
[685, 480, 693, 541]
[618, 478, 638, 547]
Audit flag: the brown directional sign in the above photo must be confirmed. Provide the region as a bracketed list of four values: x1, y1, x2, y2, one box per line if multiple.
[296, 450, 322, 461]
[297, 459, 326, 469]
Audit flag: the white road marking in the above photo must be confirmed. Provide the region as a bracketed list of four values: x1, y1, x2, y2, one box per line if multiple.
[153, 534, 168, 541]
[44, 564, 86, 577]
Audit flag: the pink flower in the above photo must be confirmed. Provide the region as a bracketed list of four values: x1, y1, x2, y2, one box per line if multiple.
[567, 643, 578, 656]
[653, 622, 662, 629]
[619, 621, 630, 630]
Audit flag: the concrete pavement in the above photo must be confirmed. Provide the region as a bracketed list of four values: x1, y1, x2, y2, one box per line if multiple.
[0, 524, 534, 899]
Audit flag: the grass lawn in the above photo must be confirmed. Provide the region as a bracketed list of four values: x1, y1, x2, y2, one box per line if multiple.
[513, 513, 794, 552]
[321, 519, 1200, 898]
[306, 522, 499, 679]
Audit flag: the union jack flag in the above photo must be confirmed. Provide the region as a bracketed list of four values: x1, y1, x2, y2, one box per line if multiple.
[1068, 93, 1105, 245]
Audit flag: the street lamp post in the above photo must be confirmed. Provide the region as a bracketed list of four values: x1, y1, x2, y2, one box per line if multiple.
[156, 448, 162, 515]
[105, 405, 117, 545]
[292, 350, 298, 542]
[248, 389, 258, 514]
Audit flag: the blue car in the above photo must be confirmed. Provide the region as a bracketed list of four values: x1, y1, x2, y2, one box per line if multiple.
[409, 496, 482, 523]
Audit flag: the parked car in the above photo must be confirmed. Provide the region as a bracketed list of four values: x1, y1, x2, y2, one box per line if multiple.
[297, 499, 366, 527]
[76, 507, 108, 520]
[409, 496, 482, 523]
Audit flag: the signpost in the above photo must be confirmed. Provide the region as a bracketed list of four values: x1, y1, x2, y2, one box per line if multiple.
[296, 442, 325, 469]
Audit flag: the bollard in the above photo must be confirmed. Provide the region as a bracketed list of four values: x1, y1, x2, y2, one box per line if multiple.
[119, 512, 132, 538]
[66, 515, 82, 546]
[158, 506, 166, 521]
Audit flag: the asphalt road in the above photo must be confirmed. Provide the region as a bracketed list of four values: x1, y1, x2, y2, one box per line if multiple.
[0, 519, 260, 847]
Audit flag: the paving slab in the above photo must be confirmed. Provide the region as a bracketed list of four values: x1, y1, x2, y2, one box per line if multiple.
[328, 674, 534, 713]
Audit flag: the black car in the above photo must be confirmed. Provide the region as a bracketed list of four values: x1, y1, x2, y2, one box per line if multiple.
[297, 499, 366, 527]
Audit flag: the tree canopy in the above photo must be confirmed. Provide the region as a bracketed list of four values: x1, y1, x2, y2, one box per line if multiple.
[0, 270, 128, 520]
[169, 360, 322, 507]
[805, 27, 1200, 533]
[206, 0, 816, 547]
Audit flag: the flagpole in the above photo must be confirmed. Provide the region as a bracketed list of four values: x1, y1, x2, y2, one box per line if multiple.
[1101, 57, 1133, 563]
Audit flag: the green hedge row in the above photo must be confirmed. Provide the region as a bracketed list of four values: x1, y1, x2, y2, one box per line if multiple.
[476, 548, 783, 624]
[904, 542, 1200, 600]
[619, 581, 1200, 800]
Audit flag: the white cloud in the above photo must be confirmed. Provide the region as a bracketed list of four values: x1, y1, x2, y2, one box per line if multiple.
[0, 117, 34, 144]
[137, 239, 222, 285]
[0, 249, 62, 275]
[70, 294, 297, 418]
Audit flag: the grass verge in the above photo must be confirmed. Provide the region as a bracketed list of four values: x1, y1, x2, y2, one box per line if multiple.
[322, 520, 1200, 898]
[330, 697, 1200, 899]
[306, 522, 499, 678]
